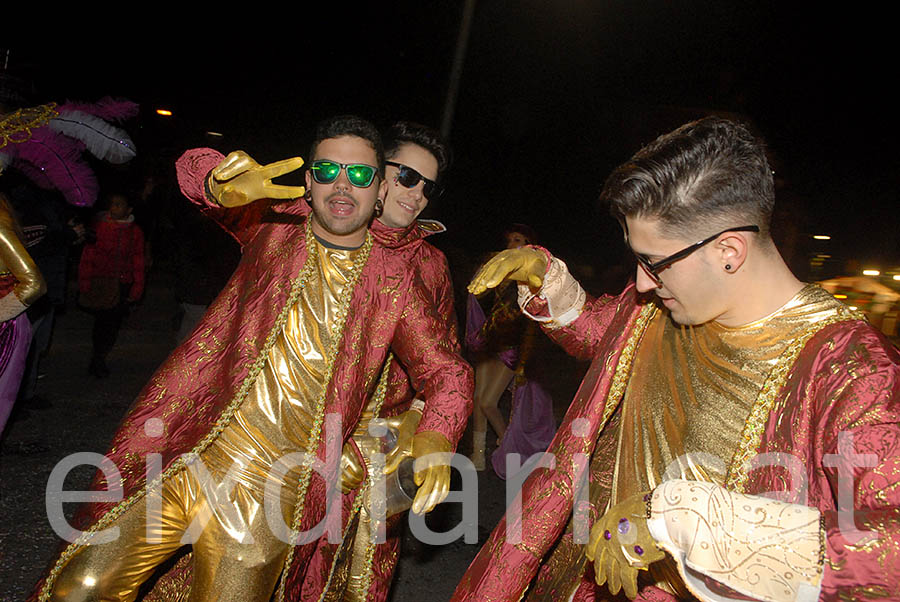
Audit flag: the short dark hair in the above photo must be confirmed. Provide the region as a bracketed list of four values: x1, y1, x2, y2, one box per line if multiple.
[384, 121, 451, 179]
[309, 115, 384, 177]
[602, 116, 775, 239]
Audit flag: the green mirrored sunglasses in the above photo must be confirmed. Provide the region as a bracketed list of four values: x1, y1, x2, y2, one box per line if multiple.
[310, 160, 377, 188]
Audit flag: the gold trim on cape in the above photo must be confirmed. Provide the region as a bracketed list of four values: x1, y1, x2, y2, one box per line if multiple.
[726, 307, 862, 492]
[506, 300, 657, 602]
[316, 354, 394, 602]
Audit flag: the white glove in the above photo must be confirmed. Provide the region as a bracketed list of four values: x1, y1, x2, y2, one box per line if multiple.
[648, 479, 824, 602]
[517, 256, 585, 326]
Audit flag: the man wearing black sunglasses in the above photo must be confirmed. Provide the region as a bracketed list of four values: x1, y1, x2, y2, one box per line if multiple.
[324, 121, 458, 600]
[38, 116, 473, 602]
[378, 121, 447, 229]
[454, 117, 900, 601]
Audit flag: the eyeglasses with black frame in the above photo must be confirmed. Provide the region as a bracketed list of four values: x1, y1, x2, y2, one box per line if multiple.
[385, 161, 444, 199]
[310, 160, 378, 188]
[628, 225, 760, 287]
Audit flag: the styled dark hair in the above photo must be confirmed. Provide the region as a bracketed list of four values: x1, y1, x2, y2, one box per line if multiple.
[602, 116, 775, 239]
[309, 115, 385, 177]
[384, 121, 451, 179]
[502, 223, 538, 246]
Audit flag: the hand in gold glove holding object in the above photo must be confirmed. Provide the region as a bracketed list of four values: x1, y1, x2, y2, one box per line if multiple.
[467, 247, 547, 296]
[585, 492, 665, 599]
[410, 430, 453, 515]
[339, 440, 365, 494]
[383, 407, 423, 476]
[208, 151, 306, 207]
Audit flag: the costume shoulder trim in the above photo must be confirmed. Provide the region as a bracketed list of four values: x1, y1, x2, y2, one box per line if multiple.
[416, 219, 447, 234]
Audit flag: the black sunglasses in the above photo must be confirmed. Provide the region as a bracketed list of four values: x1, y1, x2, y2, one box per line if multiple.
[629, 225, 760, 286]
[385, 161, 444, 199]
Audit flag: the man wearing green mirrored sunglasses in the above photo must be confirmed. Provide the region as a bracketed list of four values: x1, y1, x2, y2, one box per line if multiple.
[317, 121, 458, 601]
[40, 116, 473, 602]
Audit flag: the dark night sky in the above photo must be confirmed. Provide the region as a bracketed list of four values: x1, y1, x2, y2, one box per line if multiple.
[6, 2, 898, 284]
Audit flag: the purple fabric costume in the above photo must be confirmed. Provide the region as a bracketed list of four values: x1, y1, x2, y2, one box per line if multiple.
[0, 311, 32, 434]
[466, 292, 556, 479]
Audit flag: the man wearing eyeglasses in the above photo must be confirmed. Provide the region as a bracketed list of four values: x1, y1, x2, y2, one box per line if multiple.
[453, 117, 900, 601]
[36, 115, 473, 602]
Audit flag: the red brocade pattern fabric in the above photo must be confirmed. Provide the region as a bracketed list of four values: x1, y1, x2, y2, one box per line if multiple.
[31, 148, 472, 601]
[451, 284, 900, 602]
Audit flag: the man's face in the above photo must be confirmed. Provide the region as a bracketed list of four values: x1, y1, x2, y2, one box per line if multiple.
[380, 143, 439, 229]
[626, 215, 726, 325]
[305, 135, 386, 247]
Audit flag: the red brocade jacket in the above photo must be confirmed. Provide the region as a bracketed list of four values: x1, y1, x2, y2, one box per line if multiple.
[32, 148, 472, 601]
[452, 284, 900, 602]
[374, 217, 459, 418]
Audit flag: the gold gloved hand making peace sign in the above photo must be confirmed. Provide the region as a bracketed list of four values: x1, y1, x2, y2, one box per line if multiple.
[208, 151, 306, 207]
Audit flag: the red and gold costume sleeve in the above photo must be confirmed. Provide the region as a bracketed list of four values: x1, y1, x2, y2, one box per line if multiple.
[518, 252, 621, 361]
[175, 148, 273, 247]
[427, 249, 459, 343]
[391, 272, 473, 446]
[813, 328, 900, 600]
[380, 244, 460, 419]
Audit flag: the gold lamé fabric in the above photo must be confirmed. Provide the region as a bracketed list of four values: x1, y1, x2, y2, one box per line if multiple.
[344, 434, 385, 601]
[611, 284, 844, 503]
[527, 285, 847, 601]
[201, 237, 361, 508]
[49, 465, 290, 602]
[51, 237, 362, 601]
[610, 284, 845, 596]
[0, 198, 45, 305]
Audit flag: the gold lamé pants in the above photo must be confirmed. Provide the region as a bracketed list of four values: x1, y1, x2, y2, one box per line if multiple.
[49, 460, 297, 602]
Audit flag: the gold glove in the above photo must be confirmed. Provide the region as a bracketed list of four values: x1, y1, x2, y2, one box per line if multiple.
[339, 440, 366, 494]
[410, 430, 452, 515]
[467, 247, 547, 296]
[208, 151, 306, 207]
[585, 492, 665, 599]
[383, 407, 423, 475]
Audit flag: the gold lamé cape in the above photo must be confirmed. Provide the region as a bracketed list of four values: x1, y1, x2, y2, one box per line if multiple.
[451, 284, 900, 602]
[31, 149, 473, 602]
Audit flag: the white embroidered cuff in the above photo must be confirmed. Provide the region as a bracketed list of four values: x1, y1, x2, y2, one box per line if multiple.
[517, 256, 585, 327]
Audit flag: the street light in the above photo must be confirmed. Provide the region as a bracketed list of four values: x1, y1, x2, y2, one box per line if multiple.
[863, 269, 880, 276]
[812, 235, 831, 240]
